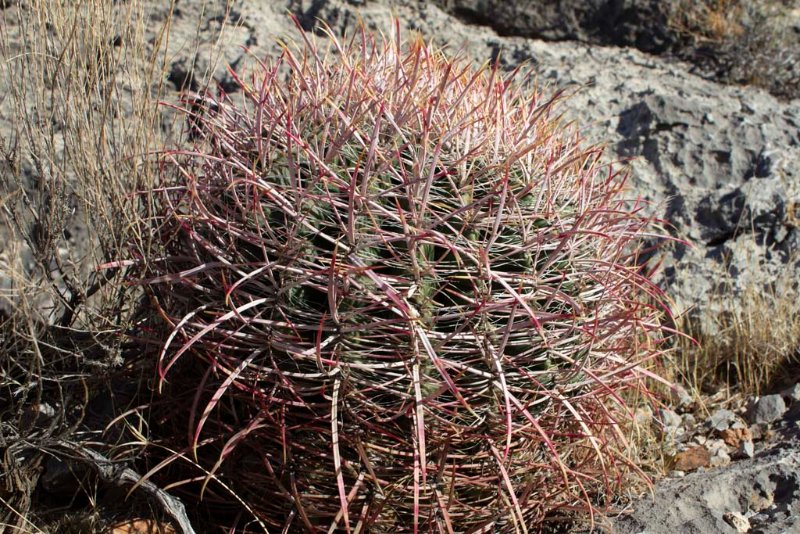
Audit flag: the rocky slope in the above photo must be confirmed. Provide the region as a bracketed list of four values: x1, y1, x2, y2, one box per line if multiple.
[613, 386, 800, 534]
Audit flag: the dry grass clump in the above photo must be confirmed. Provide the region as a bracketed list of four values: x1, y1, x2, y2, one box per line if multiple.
[671, 0, 747, 42]
[668, 0, 800, 99]
[125, 20, 675, 532]
[673, 267, 800, 397]
[0, 0, 183, 531]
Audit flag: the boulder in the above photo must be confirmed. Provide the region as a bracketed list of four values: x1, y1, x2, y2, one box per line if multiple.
[747, 394, 788, 425]
[431, 0, 673, 51]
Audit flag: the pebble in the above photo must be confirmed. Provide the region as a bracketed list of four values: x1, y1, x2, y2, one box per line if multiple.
[705, 438, 727, 455]
[746, 394, 786, 424]
[670, 384, 693, 409]
[730, 419, 746, 430]
[749, 423, 764, 441]
[723, 511, 750, 533]
[738, 440, 755, 458]
[718, 427, 753, 447]
[710, 448, 731, 467]
[707, 409, 736, 431]
[658, 408, 682, 432]
[672, 446, 710, 471]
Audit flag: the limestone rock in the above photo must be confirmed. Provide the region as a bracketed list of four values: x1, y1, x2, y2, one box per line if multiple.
[747, 395, 787, 425]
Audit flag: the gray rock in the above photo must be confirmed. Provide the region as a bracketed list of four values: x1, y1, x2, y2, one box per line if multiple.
[747, 395, 787, 425]
[554, 68, 800, 320]
[436, 0, 800, 101]
[710, 448, 731, 468]
[658, 407, 682, 431]
[706, 438, 728, 455]
[432, 0, 671, 51]
[612, 444, 800, 534]
[707, 409, 737, 431]
[671, 384, 693, 409]
[738, 440, 755, 459]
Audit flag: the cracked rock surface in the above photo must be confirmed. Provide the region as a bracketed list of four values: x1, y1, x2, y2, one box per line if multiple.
[613, 392, 800, 533]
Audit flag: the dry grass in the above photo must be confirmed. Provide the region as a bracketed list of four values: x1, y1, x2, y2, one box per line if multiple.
[0, 0, 251, 529]
[0, 1, 184, 531]
[670, 0, 747, 43]
[672, 268, 800, 398]
[668, 0, 800, 99]
[609, 265, 800, 508]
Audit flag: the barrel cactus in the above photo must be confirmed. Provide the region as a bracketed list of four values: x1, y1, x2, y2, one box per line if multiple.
[133, 22, 671, 532]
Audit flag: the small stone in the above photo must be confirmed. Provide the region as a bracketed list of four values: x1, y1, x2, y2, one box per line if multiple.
[705, 438, 727, 454]
[670, 384, 693, 408]
[730, 419, 746, 430]
[658, 407, 682, 430]
[738, 440, 755, 458]
[749, 424, 764, 441]
[710, 448, 731, 467]
[746, 395, 786, 424]
[672, 446, 710, 472]
[718, 426, 753, 448]
[38, 403, 55, 417]
[723, 511, 750, 533]
[707, 409, 736, 431]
